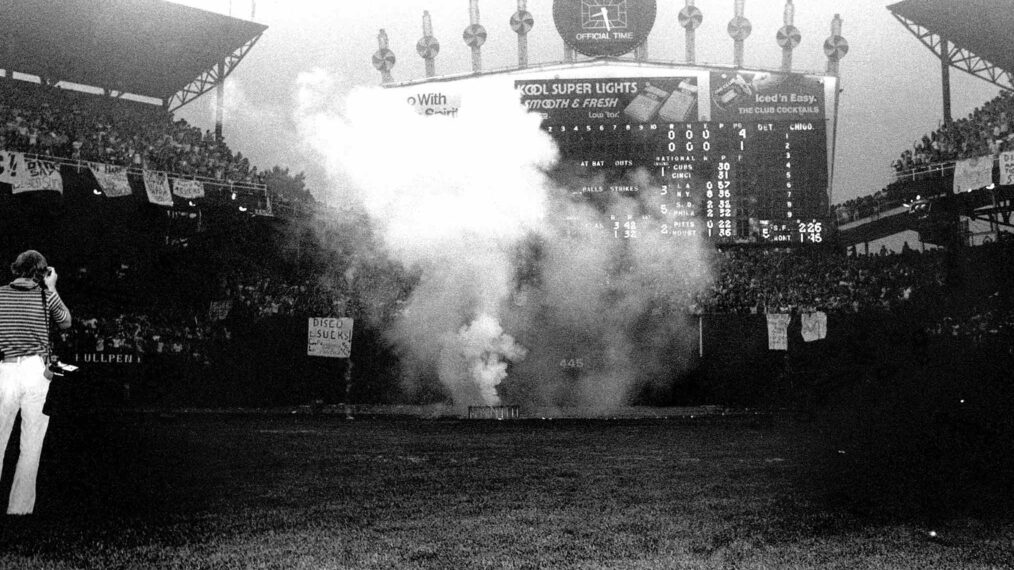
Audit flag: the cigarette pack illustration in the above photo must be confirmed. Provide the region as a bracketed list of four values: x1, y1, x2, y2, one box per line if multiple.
[712, 72, 789, 113]
[623, 84, 670, 123]
[712, 74, 752, 112]
[658, 82, 698, 122]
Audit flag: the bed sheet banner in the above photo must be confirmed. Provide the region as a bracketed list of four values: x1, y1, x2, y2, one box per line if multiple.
[0, 152, 63, 192]
[307, 317, 354, 358]
[999, 152, 1014, 186]
[142, 170, 174, 206]
[0, 151, 21, 184]
[172, 178, 205, 200]
[90, 164, 132, 197]
[208, 300, 233, 322]
[766, 313, 791, 351]
[953, 155, 993, 193]
[800, 311, 827, 342]
[13, 156, 63, 194]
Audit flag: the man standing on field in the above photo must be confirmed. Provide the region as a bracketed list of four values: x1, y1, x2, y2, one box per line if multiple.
[0, 250, 72, 515]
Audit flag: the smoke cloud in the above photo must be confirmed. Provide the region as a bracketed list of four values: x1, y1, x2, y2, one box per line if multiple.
[296, 69, 713, 412]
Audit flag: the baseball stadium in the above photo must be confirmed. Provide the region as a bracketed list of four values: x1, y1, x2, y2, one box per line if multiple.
[0, 0, 1012, 567]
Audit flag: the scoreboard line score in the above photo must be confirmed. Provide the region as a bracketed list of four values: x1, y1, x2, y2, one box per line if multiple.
[517, 71, 830, 245]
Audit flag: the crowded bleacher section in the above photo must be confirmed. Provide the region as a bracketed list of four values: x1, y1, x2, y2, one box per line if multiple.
[1, 80, 263, 184]
[893, 90, 1014, 174]
[0, 79, 314, 213]
[834, 89, 1014, 224]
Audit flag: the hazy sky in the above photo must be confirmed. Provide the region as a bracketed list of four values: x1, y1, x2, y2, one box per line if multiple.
[172, 0, 999, 206]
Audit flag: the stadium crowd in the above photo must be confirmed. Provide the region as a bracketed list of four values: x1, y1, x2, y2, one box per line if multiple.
[693, 246, 938, 315]
[834, 89, 1014, 224]
[49, 239, 1014, 366]
[59, 266, 357, 362]
[1, 79, 264, 185]
[893, 89, 1014, 174]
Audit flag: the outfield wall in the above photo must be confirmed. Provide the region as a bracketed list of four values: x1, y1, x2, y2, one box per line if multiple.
[55, 309, 1004, 411]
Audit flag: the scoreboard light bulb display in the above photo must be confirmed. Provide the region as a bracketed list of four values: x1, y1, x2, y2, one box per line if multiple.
[517, 70, 830, 245]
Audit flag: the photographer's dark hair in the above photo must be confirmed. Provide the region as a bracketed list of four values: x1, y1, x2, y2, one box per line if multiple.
[11, 249, 48, 283]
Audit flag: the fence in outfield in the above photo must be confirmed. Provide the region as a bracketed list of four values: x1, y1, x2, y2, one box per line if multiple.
[55, 310, 993, 410]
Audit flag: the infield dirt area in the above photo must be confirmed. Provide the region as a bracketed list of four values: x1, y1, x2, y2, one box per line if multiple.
[0, 410, 1011, 569]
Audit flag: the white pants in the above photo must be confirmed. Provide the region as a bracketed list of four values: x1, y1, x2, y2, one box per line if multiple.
[0, 355, 50, 515]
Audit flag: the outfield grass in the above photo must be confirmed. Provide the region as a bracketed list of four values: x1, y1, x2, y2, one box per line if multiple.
[0, 411, 1011, 569]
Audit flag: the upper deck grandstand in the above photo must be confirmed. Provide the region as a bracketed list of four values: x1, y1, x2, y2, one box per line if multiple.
[835, 0, 1014, 253]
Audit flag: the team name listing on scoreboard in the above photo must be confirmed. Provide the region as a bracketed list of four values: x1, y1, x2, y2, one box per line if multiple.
[516, 70, 830, 245]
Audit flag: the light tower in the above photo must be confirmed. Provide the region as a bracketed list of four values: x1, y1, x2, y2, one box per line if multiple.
[824, 14, 848, 218]
[371, 29, 396, 84]
[510, 1, 534, 69]
[417, 11, 440, 78]
[727, 0, 752, 68]
[823, 13, 849, 77]
[778, 0, 801, 72]
[463, 0, 487, 73]
[678, 0, 703, 64]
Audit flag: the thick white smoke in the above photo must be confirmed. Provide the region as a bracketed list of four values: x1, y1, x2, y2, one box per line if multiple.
[296, 69, 714, 412]
[296, 69, 552, 409]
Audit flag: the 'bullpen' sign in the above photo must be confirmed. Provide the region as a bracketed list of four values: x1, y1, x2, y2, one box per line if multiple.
[307, 317, 354, 358]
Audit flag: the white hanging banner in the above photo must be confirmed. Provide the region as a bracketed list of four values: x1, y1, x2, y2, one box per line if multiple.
[13, 156, 63, 194]
[952, 155, 993, 193]
[307, 317, 354, 358]
[142, 170, 174, 206]
[999, 151, 1014, 186]
[766, 313, 791, 351]
[90, 164, 132, 197]
[172, 178, 205, 200]
[0, 151, 23, 185]
[800, 311, 827, 342]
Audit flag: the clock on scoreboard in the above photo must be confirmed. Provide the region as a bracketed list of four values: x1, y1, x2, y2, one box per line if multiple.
[517, 72, 830, 245]
[553, 0, 657, 58]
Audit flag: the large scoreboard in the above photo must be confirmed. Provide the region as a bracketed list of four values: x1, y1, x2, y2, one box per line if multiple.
[388, 62, 837, 245]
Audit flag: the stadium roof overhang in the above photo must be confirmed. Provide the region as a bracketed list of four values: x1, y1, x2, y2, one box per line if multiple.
[888, 0, 1014, 91]
[0, 0, 267, 111]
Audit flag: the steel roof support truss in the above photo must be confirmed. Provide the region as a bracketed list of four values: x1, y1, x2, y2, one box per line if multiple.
[891, 13, 1014, 91]
[168, 32, 264, 113]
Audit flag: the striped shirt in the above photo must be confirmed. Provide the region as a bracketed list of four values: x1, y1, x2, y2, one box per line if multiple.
[0, 278, 71, 359]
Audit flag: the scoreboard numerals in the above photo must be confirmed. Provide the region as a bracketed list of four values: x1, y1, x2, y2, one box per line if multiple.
[527, 85, 828, 244]
[798, 220, 823, 243]
[718, 220, 732, 237]
[706, 219, 733, 238]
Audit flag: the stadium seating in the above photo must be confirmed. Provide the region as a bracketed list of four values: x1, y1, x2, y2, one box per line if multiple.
[893, 90, 1014, 174]
[1, 79, 263, 184]
[834, 90, 1014, 223]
